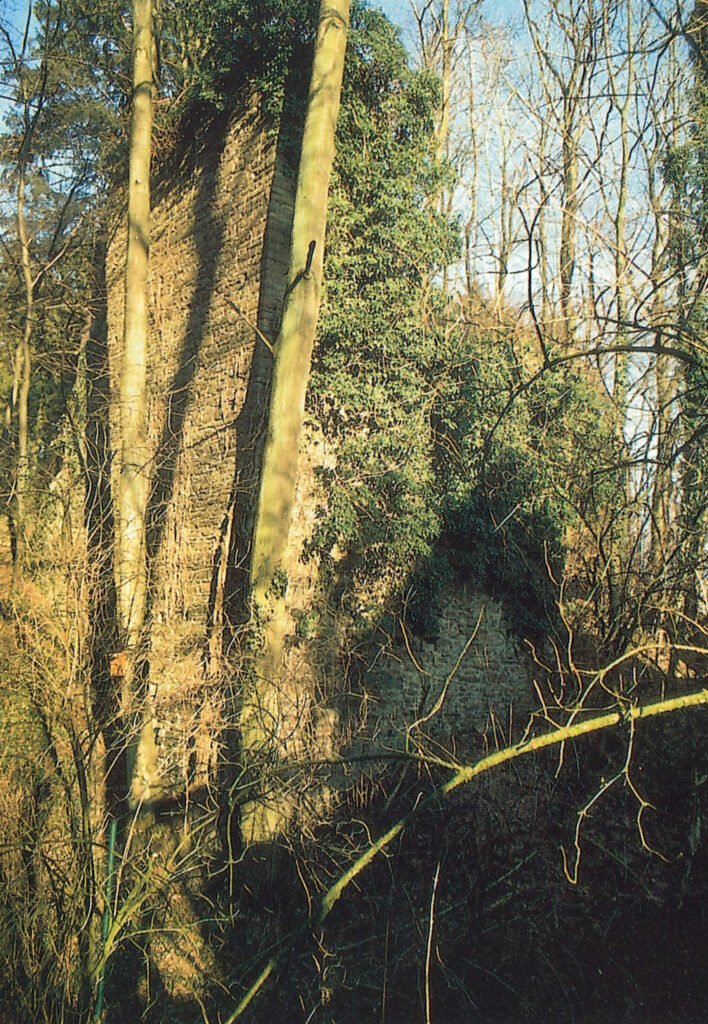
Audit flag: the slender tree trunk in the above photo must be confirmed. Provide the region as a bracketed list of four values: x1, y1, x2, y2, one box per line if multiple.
[436, 0, 452, 163]
[609, 0, 633, 412]
[464, 72, 478, 298]
[650, 347, 674, 572]
[612, 157, 629, 407]
[537, 121, 550, 325]
[644, 92, 673, 580]
[559, 101, 578, 347]
[240, 0, 350, 844]
[118, 0, 158, 806]
[496, 136, 509, 312]
[12, 158, 33, 588]
[604, 0, 635, 625]
[438, 0, 451, 297]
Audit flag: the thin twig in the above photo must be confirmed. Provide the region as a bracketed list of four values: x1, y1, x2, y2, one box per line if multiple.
[425, 860, 441, 1024]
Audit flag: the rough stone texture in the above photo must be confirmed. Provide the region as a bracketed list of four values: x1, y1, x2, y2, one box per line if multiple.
[106, 96, 300, 791]
[366, 584, 537, 755]
[107, 96, 295, 623]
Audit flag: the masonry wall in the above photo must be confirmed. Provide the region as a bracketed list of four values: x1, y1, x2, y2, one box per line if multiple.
[106, 96, 296, 623]
[366, 584, 537, 756]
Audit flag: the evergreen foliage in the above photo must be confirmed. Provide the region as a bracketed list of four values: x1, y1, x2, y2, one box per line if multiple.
[173, 0, 319, 116]
[307, 5, 621, 645]
[309, 6, 457, 624]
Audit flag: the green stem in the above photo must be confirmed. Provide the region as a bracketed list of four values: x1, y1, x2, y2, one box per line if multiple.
[93, 818, 118, 1022]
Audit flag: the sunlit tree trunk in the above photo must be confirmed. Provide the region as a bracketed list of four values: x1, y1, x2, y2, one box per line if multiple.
[496, 134, 509, 308]
[12, 153, 32, 589]
[537, 119, 550, 325]
[559, 96, 579, 347]
[438, 0, 451, 297]
[604, 0, 634, 411]
[238, 0, 350, 844]
[436, 0, 451, 163]
[523, 0, 598, 348]
[411, 1, 483, 300]
[118, 0, 158, 806]
[647, 145, 674, 577]
[463, 61, 478, 298]
[651, 349, 675, 570]
[6, 8, 44, 589]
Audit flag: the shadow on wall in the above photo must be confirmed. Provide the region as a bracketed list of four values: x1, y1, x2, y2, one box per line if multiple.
[217, 64, 305, 648]
[145, 114, 231, 618]
[101, 68, 545, 1024]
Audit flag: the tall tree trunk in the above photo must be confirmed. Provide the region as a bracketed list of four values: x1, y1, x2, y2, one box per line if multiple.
[239, 0, 350, 844]
[12, 157, 32, 589]
[609, 0, 633, 412]
[436, 0, 452, 297]
[118, 0, 158, 806]
[496, 135, 510, 312]
[464, 67, 478, 299]
[7, 9, 43, 590]
[559, 101, 578, 348]
[650, 346, 675, 574]
[644, 81, 673, 585]
[537, 120, 550, 325]
[605, 0, 635, 627]
[436, 0, 452, 164]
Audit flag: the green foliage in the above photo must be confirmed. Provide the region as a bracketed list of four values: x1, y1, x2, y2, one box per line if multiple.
[431, 343, 622, 640]
[306, 5, 620, 645]
[172, 0, 318, 117]
[301, 3, 623, 646]
[13, 0, 321, 180]
[308, 5, 456, 623]
[3, 1, 126, 182]
[0, 0, 120, 524]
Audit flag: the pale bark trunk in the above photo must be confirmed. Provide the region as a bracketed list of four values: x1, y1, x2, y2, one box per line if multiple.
[118, 0, 157, 806]
[496, 136, 509, 312]
[241, 0, 350, 843]
[607, 0, 634, 615]
[559, 104, 578, 347]
[538, 122, 550, 324]
[13, 157, 32, 589]
[650, 347, 674, 571]
[437, 0, 451, 297]
[612, 152, 628, 407]
[436, 0, 451, 164]
[609, 0, 633, 412]
[464, 70, 478, 298]
[645, 106, 672, 577]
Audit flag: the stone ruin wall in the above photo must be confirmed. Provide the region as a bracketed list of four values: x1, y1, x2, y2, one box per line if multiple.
[365, 585, 537, 759]
[106, 95, 299, 787]
[105, 97, 541, 790]
[106, 96, 295, 620]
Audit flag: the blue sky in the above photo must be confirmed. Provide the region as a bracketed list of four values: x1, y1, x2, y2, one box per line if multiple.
[375, 0, 524, 35]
